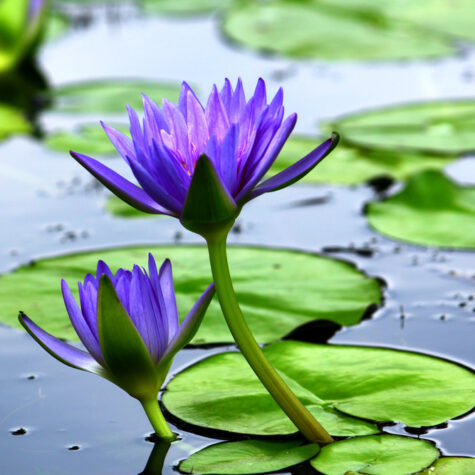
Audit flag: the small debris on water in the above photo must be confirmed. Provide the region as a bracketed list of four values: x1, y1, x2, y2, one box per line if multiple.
[10, 428, 27, 436]
[68, 445, 80, 451]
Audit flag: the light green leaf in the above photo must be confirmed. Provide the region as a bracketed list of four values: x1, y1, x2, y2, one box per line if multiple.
[271, 135, 454, 185]
[0, 246, 381, 345]
[163, 341, 475, 436]
[179, 439, 319, 474]
[143, 0, 234, 15]
[46, 123, 128, 156]
[416, 457, 475, 474]
[50, 79, 181, 113]
[310, 434, 438, 475]
[0, 104, 31, 140]
[222, 0, 455, 61]
[367, 170, 475, 249]
[326, 100, 475, 155]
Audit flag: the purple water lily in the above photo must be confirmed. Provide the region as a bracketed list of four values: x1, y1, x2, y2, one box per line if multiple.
[71, 78, 338, 221]
[19, 254, 214, 439]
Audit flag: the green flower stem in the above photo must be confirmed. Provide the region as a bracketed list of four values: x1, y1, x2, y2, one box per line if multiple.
[206, 236, 334, 445]
[140, 398, 176, 441]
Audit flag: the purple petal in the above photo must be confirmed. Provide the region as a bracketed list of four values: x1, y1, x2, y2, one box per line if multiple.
[128, 158, 183, 214]
[186, 91, 209, 157]
[230, 78, 246, 123]
[78, 281, 98, 336]
[127, 105, 145, 153]
[253, 78, 267, 114]
[70, 151, 176, 216]
[162, 98, 191, 169]
[178, 81, 201, 119]
[235, 113, 297, 202]
[62, 280, 104, 364]
[206, 85, 230, 142]
[219, 123, 238, 194]
[19, 313, 103, 374]
[159, 283, 215, 365]
[247, 134, 339, 201]
[96, 260, 114, 281]
[157, 258, 179, 341]
[220, 78, 233, 113]
[101, 122, 135, 162]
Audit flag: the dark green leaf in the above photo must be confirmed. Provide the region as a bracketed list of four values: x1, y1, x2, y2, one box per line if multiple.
[0, 246, 382, 345]
[367, 170, 475, 248]
[180, 439, 319, 474]
[163, 341, 475, 436]
[310, 434, 438, 475]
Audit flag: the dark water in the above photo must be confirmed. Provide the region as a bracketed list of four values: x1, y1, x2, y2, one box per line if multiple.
[0, 5, 474, 474]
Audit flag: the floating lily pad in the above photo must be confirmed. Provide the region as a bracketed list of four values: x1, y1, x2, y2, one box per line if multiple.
[310, 434, 438, 475]
[163, 341, 475, 436]
[417, 457, 475, 474]
[46, 123, 128, 156]
[0, 246, 381, 345]
[367, 170, 475, 249]
[222, 0, 458, 61]
[0, 104, 31, 140]
[50, 79, 181, 113]
[143, 0, 234, 15]
[179, 439, 320, 474]
[326, 100, 475, 155]
[105, 195, 156, 218]
[271, 135, 454, 185]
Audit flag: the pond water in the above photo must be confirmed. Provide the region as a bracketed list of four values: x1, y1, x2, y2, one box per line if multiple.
[0, 4, 474, 474]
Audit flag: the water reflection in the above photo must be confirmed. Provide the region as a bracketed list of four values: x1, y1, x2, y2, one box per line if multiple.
[139, 438, 172, 475]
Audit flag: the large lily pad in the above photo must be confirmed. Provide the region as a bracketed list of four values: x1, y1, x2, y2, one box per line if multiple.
[326, 100, 475, 155]
[179, 439, 319, 474]
[46, 123, 128, 156]
[143, 0, 234, 15]
[367, 170, 475, 249]
[417, 457, 475, 474]
[0, 246, 381, 345]
[0, 104, 31, 140]
[310, 434, 438, 475]
[271, 135, 454, 185]
[50, 79, 181, 113]
[163, 341, 475, 437]
[222, 0, 464, 61]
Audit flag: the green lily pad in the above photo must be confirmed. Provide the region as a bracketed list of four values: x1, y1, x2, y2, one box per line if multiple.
[50, 79, 181, 114]
[310, 434, 438, 475]
[179, 439, 320, 474]
[0, 104, 31, 140]
[46, 123, 128, 156]
[0, 245, 381, 345]
[367, 170, 475, 249]
[222, 0, 458, 61]
[271, 135, 454, 185]
[143, 0, 234, 15]
[105, 195, 156, 218]
[163, 341, 475, 437]
[417, 457, 475, 474]
[326, 100, 475, 155]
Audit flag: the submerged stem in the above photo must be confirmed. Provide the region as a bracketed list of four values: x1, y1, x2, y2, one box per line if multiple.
[206, 236, 334, 445]
[140, 398, 175, 442]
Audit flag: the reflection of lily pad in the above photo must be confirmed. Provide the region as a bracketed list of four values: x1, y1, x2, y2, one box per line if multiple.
[417, 457, 475, 474]
[0, 104, 31, 140]
[179, 439, 320, 474]
[326, 101, 475, 155]
[106, 195, 155, 218]
[0, 246, 381, 345]
[163, 341, 475, 436]
[310, 434, 438, 475]
[222, 0, 459, 61]
[143, 0, 234, 15]
[51, 79, 181, 113]
[46, 123, 128, 156]
[271, 135, 454, 185]
[367, 170, 475, 249]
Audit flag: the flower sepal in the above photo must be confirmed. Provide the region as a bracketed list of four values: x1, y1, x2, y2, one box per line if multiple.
[180, 154, 239, 240]
[97, 275, 161, 400]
